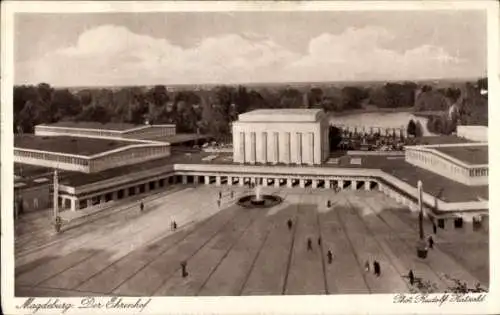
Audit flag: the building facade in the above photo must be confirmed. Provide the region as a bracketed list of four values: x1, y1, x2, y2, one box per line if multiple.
[232, 109, 329, 165]
[15, 136, 171, 173]
[35, 123, 176, 140]
[457, 125, 488, 142]
[405, 143, 488, 186]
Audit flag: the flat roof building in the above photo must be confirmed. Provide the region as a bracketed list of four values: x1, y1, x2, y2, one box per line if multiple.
[232, 109, 329, 165]
[35, 121, 176, 140]
[14, 134, 171, 173]
[405, 143, 488, 186]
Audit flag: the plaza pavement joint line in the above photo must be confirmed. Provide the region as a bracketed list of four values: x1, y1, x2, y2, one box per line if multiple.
[345, 196, 413, 293]
[194, 210, 264, 296]
[281, 194, 302, 295]
[335, 194, 371, 293]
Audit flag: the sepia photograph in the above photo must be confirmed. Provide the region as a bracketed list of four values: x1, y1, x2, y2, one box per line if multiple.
[1, 1, 499, 314]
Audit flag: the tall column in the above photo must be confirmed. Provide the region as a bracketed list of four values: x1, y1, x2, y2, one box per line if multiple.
[182, 175, 188, 184]
[239, 177, 244, 187]
[312, 179, 318, 189]
[240, 132, 246, 163]
[205, 176, 210, 185]
[250, 132, 256, 164]
[284, 132, 291, 164]
[273, 132, 279, 164]
[338, 180, 344, 190]
[287, 178, 293, 188]
[325, 179, 331, 189]
[228, 177, 233, 186]
[70, 198, 77, 211]
[216, 176, 221, 187]
[296, 132, 302, 164]
[193, 176, 199, 184]
[274, 179, 280, 188]
[261, 132, 267, 163]
[299, 179, 305, 188]
[351, 180, 357, 190]
[101, 194, 107, 203]
[262, 178, 268, 187]
[87, 199, 92, 208]
[309, 132, 315, 165]
[364, 181, 371, 191]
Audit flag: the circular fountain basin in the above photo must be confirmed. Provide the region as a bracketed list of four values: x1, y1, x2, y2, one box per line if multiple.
[237, 194, 283, 208]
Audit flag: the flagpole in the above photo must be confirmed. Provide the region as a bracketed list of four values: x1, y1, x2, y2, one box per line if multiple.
[53, 169, 59, 219]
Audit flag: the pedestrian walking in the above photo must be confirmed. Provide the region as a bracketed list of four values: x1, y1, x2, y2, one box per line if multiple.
[287, 219, 293, 230]
[428, 236, 434, 249]
[408, 269, 415, 285]
[327, 250, 333, 264]
[180, 261, 188, 278]
[307, 238, 313, 251]
[172, 221, 177, 230]
[327, 200, 331, 208]
[364, 260, 370, 272]
[318, 237, 322, 246]
[140, 202, 144, 212]
[219, 191, 222, 199]
[373, 261, 381, 277]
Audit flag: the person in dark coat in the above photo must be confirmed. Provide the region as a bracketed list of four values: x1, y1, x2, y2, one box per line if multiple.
[219, 191, 222, 199]
[180, 261, 188, 278]
[318, 237, 322, 246]
[172, 221, 177, 230]
[287, 219, 293, 230]
[428, 236, 434, 249]
[307, 238, 313, 251]
[140, 202, 144, 212]
[327, 250, 333, 264]
[373, 261, 381, 277]
[408, 269, 415, 285]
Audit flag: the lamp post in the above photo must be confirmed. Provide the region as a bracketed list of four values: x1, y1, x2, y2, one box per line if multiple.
[53, 169, 62, 233]
[416, 180, 428, 258]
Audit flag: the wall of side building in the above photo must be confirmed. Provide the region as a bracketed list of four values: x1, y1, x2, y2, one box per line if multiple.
[405, 146, 488, 186]
[457, 125, 488, 142]
[232, 120, 328, 165]
[35, 125, 176, 140]
[14, 145, 171, 173]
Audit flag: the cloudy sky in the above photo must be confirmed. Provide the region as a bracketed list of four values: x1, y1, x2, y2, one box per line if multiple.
[15, 10, 486, 86]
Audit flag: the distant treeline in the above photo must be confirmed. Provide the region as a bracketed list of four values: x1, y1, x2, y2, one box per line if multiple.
[13, 78, 487, 140]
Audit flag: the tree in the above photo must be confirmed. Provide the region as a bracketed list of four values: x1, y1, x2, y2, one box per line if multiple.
[414, 121, 423, 137]
[76, 105, 111, 124]
[329, 126, 342, 151]
[148, 85, 169, 107]
[341, 86, 366, 110]
[477, 77, 487, 91]
[278, 88, 303, 108]
[51, 89, 82, 120]
[407, 119, 417, 137]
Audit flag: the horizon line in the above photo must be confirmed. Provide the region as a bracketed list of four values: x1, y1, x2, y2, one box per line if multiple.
[14, 75, 486, 89]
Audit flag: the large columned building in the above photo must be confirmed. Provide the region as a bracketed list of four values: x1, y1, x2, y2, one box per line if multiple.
[232, 109, 329, 165]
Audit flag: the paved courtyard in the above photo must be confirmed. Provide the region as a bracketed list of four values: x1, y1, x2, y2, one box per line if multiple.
[15, 186, 489, 296]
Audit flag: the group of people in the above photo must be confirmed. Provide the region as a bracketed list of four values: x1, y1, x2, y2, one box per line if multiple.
[217, 190, 235, 208]
[287, 219, 335, 265]
[365, 260, 382, 277]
